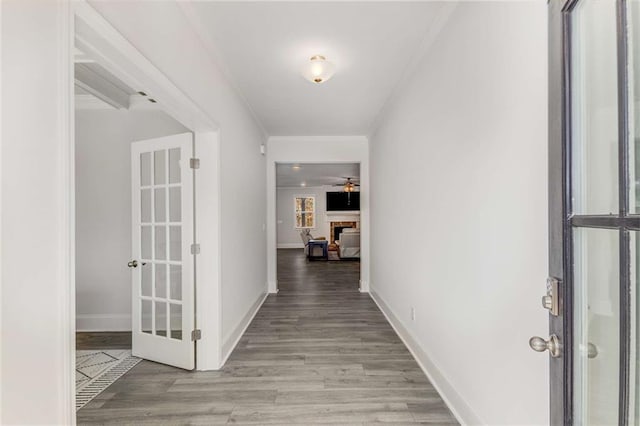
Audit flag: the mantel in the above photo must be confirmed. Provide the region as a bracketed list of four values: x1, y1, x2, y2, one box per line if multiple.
[325, 211, 360, 223]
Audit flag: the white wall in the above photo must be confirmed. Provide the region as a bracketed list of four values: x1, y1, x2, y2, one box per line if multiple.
[369, 3, 548, 425]
[75, 109, 188, 331]
[88, 1, 268, 356]
[1, 1, 74, 423]
[266, 136, 369, 292]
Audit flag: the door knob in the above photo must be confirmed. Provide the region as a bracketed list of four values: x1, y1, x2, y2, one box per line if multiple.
[127, 260, 139, 268]
[529, 334, 562, 358]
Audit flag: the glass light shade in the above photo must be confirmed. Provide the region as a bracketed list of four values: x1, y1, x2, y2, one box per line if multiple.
[302, 55, 335, 84]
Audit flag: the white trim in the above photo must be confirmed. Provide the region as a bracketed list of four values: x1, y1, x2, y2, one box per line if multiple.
[68, 0, 222, 402]
[76, 314, 132, 332]
[369, 290, 483, 426]
[194, 131, 222, 371]
[60, 2, 76, 423]
[277, 243, 304, 249]
[74, 94, 117, 110]
[266, 136, 370, 294]
[221, 292, 268, 366]
[0, 1, 3, 418]
[72, 1, 218, 132]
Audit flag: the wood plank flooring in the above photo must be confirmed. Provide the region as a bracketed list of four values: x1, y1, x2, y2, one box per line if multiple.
[77, 332, 132, 350]
[77, 249, 457, 425]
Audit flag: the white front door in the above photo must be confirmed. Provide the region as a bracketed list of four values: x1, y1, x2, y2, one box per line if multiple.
[130, 133, 195, 370]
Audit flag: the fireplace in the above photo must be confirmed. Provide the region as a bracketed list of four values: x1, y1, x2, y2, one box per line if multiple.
[330, 221, 357, 243]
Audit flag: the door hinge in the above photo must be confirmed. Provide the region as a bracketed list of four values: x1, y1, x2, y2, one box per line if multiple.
[190, 158, 200, 169]
[191, 329, 201, 341]
[190, 243, 200, 255]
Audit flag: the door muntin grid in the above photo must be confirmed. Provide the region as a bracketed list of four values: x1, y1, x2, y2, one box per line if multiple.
[138, 147, 185, 341]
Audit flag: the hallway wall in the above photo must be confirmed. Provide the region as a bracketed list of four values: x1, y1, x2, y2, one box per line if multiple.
[1, 1, 74, 423]
[75, 109, 188, 331]
[89, 1, 268, 352]
[369, 2, 548, 425]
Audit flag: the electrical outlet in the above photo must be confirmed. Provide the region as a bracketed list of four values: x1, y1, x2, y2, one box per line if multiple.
[410, 307, 416, 321]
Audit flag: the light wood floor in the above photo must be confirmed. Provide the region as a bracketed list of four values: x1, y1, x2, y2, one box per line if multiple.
[77, 249, 457, 425]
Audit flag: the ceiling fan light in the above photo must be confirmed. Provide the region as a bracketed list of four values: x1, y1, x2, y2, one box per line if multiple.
[302, 55, 335, 84]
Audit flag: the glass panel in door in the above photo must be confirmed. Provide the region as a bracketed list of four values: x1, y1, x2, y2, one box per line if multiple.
[137, 146, 185, 341]
[571, 0, 619, 215]
[573, 227, 620, 425]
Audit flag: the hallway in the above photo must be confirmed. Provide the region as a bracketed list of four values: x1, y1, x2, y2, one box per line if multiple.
[77, 249, 456, 424]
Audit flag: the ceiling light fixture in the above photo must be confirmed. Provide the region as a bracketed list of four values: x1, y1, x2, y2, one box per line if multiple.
[302, 55, 335, 84]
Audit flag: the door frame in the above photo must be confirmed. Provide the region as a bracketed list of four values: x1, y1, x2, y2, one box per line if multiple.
[68, 0, 223, 418]
[265, 136, 370, 294]
[549, 0, 634, 423]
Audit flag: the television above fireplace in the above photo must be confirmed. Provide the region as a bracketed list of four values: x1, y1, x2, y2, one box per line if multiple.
[326, 191, 360, 211]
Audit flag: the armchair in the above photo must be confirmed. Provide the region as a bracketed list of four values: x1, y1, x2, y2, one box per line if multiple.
[300, 229, 326, 257]
[337, 228, 360, 259]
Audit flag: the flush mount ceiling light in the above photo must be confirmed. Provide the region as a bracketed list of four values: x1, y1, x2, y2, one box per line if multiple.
[302, 55, 335, 84]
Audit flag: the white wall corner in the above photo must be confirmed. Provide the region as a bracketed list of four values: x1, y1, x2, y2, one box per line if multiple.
[369, 291, 484, 426]
[220, 292, 268, 366]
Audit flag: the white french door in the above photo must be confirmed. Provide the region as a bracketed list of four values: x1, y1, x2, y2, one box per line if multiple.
[130, 133, 195, 370]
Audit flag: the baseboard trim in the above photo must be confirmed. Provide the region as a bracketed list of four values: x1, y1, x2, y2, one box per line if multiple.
[277, 243, 304, 249]
[369, 290, 483, 426]
[221, 292, 268, 365]
[76, 314, 131, 332]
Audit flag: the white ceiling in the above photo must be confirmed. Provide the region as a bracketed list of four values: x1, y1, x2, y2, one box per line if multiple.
[276, 163, 359, 188]
[187, 2, 447, 136]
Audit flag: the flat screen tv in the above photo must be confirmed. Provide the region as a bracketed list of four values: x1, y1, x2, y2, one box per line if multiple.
[326, 191, 360, 211]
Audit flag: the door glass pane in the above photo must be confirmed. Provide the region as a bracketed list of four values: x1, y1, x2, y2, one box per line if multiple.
[141, 189, 151, 223]
[141, 226, 152, 260]
[169, 148, 181, 184]
[170, 303, 182, 340]
[140, 152, 151, 186]
[155, 226, 166, 260]
[169, 226, 182, 261]
[155, 263, 167, 299]
[170, 265, 182, 301]
[154, 150, 166, 185]
[630, 0, 640, 212]
[141, 264, 152, 297]
[573, 227, 620, 425]
[572, 1, 619, 214]
[169, 187, 181, 222]
[155, 301, 167, 337]
[154, 188, 166, 223]
[141, 299, 152, 334]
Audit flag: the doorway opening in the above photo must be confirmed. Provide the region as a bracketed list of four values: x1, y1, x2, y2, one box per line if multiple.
[275, 163, 361, 292]
[70, 3, 222, 417]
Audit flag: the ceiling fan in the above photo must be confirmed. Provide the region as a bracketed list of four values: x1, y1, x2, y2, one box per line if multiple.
[333, 177, 360, 192]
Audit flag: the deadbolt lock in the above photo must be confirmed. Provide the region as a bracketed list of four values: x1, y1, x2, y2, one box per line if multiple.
[542, 277, 560, 316]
